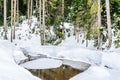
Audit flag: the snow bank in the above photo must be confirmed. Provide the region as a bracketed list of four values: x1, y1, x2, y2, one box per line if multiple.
[13, 49, 27, 63]
[18, 45, 98, 71]
[0, 40, 41, 80]
[102, 52, 120, 70]
[70, 51, 120, 80]
[57, 48, 102, 65]
[70, 66, 120, 80]
[62, 59, 90, 70]
[21, 58, 62, 69]
[19, 44, 102, 65]
[59, 36, 95, 50]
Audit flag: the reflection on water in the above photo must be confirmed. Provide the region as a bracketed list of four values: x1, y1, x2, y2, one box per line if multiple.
[30, 65, 81, 80]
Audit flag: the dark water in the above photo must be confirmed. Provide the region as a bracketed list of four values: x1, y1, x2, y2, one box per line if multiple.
[30, 65, 81, 80]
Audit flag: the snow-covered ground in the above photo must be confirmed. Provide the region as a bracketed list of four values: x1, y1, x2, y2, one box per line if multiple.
[60, 36, 120, 80]
[0, 40, 41, 80]
[70, 52, 120, 80]
[70, 66, 120, 80]
[0, 16, 120, 80]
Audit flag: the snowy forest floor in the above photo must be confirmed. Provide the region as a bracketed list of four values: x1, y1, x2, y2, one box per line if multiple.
[0, 17, 120, 80]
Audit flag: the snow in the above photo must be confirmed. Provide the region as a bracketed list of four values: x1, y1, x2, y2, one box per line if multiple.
[1, 16, 120, 80]
[70, 66, 120, 80]
[102, 52, 120, 70]
[13, 49, 27, 63]
[12, 17, 41, 48]
[64, 22, 74, 29]
[59, 36, 82, 47]
[18, 45, 101, 68]
[10, 18, 102, 71]
[70, 66, 110, 80]
[59, 35, 95, 50]
[19, 45, 97, 70]
[21, 58, 62, 69]
[57, 48, 102, 65]
[70, 51, 120, 80]
[62, 59, 90, 70]
[0, 40, 41, 80]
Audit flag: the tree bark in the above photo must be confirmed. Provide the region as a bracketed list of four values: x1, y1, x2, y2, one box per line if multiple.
[97, 0, 102, 49]
[13, 0, 16, 39]
[39, 0, 42, 45]
[41, 0, 45, 45]
[30, 0, 33, 19]
[4, 0, 7, 40]
[16, 0, 19, 23]
[36, 0, 38, 9]
[27, 0, 30, 19]
[11, 0, 13, 42]
[62, 0, 65, 38]
[28, 0, 33, 27]
[106, 0, 112, 49]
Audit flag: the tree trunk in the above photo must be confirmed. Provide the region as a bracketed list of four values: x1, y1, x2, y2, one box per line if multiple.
[27, 0, 30, 19]
[97, 0, 102, 49]
[13, 0, 16, 39]
[28, 0, 33, 27]
[39, 0, 42, 45]
[30, 0, 33, 18]
[62, 0, 65, 38]
[106, 0, 112, 49]
[16, 0, 19, 23]
[4, 0, 7, 39]
[41, 0, 45, 45]
[36, 0, 38, 9]
[11, 0, 13, 42]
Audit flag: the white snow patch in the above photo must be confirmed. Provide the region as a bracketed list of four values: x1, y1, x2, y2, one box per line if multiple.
[70, 66, 110, 80]
[13, 49, 27, 63]
[21, 58, 62, 69]
[70, 66, 120, 80]
[62, 59, 90, 70]
[57, 48, 102, 65]
[102, 52, 120, 70]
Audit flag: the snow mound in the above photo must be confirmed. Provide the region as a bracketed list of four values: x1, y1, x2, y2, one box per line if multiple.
[20, 58, 62, 69]
[57, 48, 102, 65]
[0, 40, 41, 80]
[70, 66, 120, 80]
[102, 52, 120, 70]
[13, 49, 27, 64]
